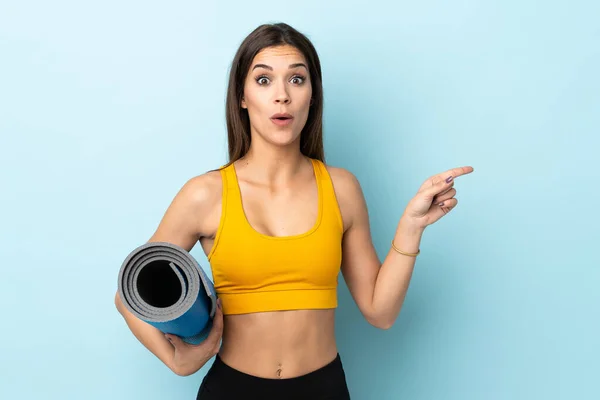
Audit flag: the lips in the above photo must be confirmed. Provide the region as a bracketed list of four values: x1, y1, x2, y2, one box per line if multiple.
[271, 113, 293, 120]
[270, 113, 294, 127]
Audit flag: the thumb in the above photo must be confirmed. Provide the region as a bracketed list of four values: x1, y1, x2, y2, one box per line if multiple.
[423, 176, 453, 200]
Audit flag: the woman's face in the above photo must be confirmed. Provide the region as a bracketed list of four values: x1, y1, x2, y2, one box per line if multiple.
[242, 44, 312, 149]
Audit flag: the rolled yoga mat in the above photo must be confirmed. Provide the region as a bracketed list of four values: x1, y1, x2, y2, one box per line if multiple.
[117, 241, 217, 345]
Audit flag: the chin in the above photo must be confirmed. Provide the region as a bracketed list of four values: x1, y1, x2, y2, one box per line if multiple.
[265, 130, 301, 147]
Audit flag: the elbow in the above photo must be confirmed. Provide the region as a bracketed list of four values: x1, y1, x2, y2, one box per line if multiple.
[171, 367, 190, 377]
[114, 291, 124, 315]
[170, 364, 199, 377]
[373, 321, 394, 330]
[367, 315, 395, 330]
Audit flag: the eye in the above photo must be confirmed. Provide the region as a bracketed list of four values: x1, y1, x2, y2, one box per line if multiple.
[256, 75, 270, 85]
[290, 75, 306, 85]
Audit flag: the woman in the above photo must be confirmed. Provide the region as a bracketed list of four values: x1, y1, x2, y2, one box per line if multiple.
[115, 22, 473, 399]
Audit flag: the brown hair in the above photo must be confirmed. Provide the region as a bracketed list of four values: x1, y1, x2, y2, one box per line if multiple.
[223, 23, 325, 166]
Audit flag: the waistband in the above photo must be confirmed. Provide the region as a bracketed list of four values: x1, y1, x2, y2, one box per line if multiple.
[204, 353, 347, 397]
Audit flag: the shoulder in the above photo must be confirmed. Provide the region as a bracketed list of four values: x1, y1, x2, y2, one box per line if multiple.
[180, 168, 223, 205]
[324, 164, 362, 198]
[151, 168, 224, 244]
[323, 164, 366, 231]
[182, 168, 224, 237]
[177, 169, 224, 226]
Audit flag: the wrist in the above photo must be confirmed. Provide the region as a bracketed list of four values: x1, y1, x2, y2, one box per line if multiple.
[398, 215, 426, 236]
[390, 216, 424, 256]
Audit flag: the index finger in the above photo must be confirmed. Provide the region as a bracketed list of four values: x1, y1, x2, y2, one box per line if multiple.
[419, 166, 474, 191]
[432, 166, 474, 183]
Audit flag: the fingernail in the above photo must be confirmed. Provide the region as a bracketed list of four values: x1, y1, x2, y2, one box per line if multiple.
[445, 176, 453, 183]
[438, 202, 445, 206]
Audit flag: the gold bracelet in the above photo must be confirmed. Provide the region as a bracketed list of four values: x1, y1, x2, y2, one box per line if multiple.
[391, 240, 420, 257]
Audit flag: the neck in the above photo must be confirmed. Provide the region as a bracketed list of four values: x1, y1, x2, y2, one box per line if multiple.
[236, 140, 309, 186]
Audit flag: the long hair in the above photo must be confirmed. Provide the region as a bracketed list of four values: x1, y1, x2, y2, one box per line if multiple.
[223, 23, 325, 165]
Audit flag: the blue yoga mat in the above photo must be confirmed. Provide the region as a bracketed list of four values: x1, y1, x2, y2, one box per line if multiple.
[117, 241, 217, 345]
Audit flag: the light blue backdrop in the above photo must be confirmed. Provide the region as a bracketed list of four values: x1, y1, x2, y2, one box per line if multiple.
[1, 1, 598, 399]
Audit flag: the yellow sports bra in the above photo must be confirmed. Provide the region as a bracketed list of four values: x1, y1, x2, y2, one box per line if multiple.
[207, 158, 344, 315]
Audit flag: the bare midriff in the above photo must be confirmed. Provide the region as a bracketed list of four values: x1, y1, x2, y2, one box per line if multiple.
[218, 308, 338, 379]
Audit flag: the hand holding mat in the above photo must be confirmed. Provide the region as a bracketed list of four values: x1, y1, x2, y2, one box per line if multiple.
[117, 241, 218, 345]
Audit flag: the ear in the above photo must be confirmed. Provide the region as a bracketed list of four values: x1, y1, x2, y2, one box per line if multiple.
[241, 96, 247, 109]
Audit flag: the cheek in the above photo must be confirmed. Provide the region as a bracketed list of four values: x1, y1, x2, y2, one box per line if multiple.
[245, 92, 270, 115]
[303, 86, 312, 108]
[242, 80, 259, 108]
[299, 91, 312, 116]
[300, 85, 312, 103]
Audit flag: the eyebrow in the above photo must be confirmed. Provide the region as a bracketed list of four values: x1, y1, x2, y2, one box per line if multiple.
[252, 63, 308, 71]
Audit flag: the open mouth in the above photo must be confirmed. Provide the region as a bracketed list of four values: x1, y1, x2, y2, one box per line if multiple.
[270, 113, 294, 126]
[271, 113, 293, 120]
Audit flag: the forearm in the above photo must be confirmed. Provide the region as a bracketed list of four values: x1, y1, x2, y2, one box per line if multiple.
[371, 216, 424, 329]
[114, 292, 176, 371]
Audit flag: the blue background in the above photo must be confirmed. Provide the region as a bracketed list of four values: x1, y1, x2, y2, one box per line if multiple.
[1, 1, 598, 399]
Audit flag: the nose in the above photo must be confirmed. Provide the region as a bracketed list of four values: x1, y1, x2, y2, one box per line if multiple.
[274, 82, 291, 105]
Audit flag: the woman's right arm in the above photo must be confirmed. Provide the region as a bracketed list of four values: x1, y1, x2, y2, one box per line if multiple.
[114, 172, 223, 376]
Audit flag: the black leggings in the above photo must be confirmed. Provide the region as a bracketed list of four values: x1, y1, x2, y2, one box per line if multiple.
[196, 353, 351, 400]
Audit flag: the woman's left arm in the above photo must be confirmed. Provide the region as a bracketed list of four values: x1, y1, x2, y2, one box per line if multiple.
[335, 166, 474, 329]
